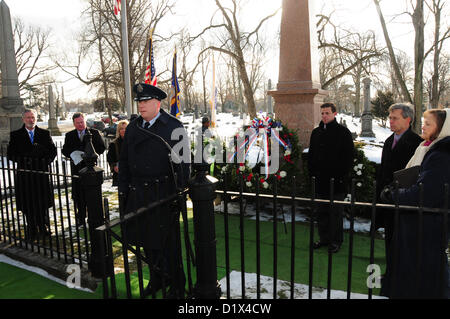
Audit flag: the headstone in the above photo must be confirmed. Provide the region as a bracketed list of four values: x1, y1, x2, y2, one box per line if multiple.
[0, 1, 24, 146]
[60, 86, 66, 120]
[47, 85, 61, 136]
[268, 0, 327, 147]
[36, 106, 42, 121]
[360, 78, 375, 138]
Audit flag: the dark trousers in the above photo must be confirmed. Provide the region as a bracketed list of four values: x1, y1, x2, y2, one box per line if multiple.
[24, 209, 49, 238]
[143, 245, 186, 296]
[316, 193, 345, 245]
[142, 211, 186, 296]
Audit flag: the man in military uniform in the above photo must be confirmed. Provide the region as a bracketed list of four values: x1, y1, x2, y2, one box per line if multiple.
[118, 83, 190, 298]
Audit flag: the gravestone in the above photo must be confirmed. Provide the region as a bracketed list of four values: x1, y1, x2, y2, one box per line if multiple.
[0, 1, 24, 146]
[60, 86, 66, 120]
[360, 78, 375, 138]
[47, 85, 61, 136]
[268, 0, 327, 148]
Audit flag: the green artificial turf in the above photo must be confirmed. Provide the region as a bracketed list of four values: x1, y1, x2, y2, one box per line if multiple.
[212, 213, 385, 296]
[105, 211, 385, 298]
[0, 261, 102, 299]
[1, 209, 385, 299]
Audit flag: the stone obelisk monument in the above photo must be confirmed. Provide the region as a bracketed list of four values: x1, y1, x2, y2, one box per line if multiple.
[60, 86, 67, 120]
[268, 0, 327, 147]
[0, 0, 24, 145]
[360, 78, 375, 138]
[47, 85, 61, 136]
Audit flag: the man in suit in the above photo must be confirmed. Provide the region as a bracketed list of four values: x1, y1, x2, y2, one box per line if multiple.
[119, 83, 190, 298]
[62, 112, 106, 225]
[376, 102, 422, 297]
[308, 102, 354, 254]
[7, 109, 57, 241]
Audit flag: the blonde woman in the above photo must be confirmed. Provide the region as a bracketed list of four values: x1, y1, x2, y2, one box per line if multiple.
[107, 120, 129, 186]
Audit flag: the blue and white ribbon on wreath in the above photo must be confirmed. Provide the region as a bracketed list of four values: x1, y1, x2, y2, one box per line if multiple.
[228, 116, 291, 179]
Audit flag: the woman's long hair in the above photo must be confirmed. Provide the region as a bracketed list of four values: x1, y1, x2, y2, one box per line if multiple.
[115, 120, 129, 139]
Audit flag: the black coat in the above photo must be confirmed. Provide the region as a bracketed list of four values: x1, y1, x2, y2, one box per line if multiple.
[375, 128, 423, 228]
[7, 125, 57, 212]
[62, 128, 106, 202]
[391, 136, 450, 299]
[307, 119, 354, 195]
[106, 136, 123, 186]
[118, 110, 191, 249]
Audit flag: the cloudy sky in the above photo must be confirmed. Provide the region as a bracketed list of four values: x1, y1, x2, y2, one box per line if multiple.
[5, 0, 429, 102]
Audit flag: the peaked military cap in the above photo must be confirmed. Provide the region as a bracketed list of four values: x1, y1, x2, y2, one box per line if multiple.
[133, 83, 167, 101]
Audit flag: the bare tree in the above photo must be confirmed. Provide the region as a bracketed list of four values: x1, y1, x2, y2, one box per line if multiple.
[373, 0, 450, 132]
[54, 0, 176, 105]
[317, 13, 383, 116]
[190, 0, 280, 117]
[426, 0, 450, 108]
[12, 18, 56, 94]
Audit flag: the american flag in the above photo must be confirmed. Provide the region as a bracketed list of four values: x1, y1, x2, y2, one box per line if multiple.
[144, 36, 157, 86]
[114, 0, 121, 16]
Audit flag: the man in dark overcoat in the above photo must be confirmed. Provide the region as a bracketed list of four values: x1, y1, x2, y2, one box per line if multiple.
[62, 112, 106, 224]
[7, 109, 57, 240]
[308, 102, 354, 254]
[118, 83, 190, 298]
[376, 103, 422, 297]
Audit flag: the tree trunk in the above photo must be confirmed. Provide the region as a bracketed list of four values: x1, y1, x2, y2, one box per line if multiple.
[412, 0, 425, 133]
[373, 0, 413, 104]
[430, 0, 442, 108]
[354, 65, 361, 117]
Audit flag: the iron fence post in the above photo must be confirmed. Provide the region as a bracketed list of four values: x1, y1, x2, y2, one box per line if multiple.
[79, 130, 105, 278]
[188, 162, 222, 299]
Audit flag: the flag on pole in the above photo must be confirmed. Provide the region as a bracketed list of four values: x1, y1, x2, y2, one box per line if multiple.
[170, 51, 181, 118]
[144, 32, 157, 86]
[209, 54, 217, 128]
[114, 0, 121, 16]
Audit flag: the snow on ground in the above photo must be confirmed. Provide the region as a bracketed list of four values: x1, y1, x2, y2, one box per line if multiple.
[213, 201, 380, 234]
[0, 254, 94, 293]
[219, 271, 386, 299]
[2, 111, 391, 298]
[336, 113, 391, 164]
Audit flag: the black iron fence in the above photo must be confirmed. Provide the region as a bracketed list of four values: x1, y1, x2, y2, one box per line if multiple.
[1, 138, 449, 299]
[95, 164, 449, 299]
[0, 136, 112, 274]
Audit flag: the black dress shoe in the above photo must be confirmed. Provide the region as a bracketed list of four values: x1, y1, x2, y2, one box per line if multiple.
[328, 243, 341, 253]
[313, 241, 328, 249]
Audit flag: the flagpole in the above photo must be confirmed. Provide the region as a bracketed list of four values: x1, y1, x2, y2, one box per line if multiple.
[210, 54, 216, 128]
[120, 0, 133, 117]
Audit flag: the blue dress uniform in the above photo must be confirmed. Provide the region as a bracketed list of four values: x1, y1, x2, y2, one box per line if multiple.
[118, 83, 190, 297]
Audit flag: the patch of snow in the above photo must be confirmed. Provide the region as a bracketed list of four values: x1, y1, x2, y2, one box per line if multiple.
[0, 254, 94, 293]
[219, 271, 386, 299]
